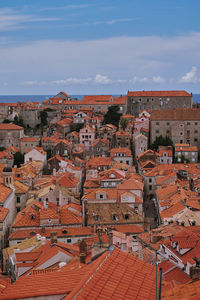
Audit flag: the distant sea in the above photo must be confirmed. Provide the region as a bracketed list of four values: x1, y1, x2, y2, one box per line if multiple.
[0, 94, 199, 103]
[0, 95, 84, 103]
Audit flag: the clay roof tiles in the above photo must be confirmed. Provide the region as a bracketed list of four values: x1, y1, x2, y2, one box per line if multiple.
[151, 108, 200, 121]
[128, 90, 191, 97]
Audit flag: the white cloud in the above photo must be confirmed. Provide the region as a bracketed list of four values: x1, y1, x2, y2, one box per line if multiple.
[52, 77, 92, 85]
[94, 74, 112, 84]
[0, 8, 61, 31]
[180, 66, 199, 83]
[106, 18, 137, 25]
[1, 32, 200, 93]
[132, 75, 165, 84]
[152, 76, 165, 83]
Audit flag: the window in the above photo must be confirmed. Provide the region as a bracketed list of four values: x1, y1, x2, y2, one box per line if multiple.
[67, 239, 72, 243]
[112, 214, 118, 221]
[156, 130, 159, 134]
[149, 178, 152, 183]
[187, 130, 190, 134]
[187, 122, 190, 125]
[156, 122, 160, 126]
[124, 214, 129, 220]
[194, 138, 198, 142]
[99, 194, 104, 199]
[48, 219, 52, 223]
[180, 132, 183, 136]
[180, 140, 183, 144]
[149, 185, 152, 190]
[179, 124, 184, 128]
[195, 122, 198, 125]
[167, 122, 170, 126]
[16, 197, 20, 203]
[16, 207, 20, 213]
[126, 160, 129, 165]
[194, 130, 198, 134]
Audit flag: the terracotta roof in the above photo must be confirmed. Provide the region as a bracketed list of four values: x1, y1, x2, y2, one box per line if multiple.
[117, 177, 143, 191]
[113, 224, 144, 234]
[0, 184, 12, 204]
[116, 130, 130, 136]
[86, 157, 112, 169]
[160, 201, 186, 220]
[127, 90, 191, 97]
[0, 123, 23, 130]
[175, 144, 198, 152]
[66, 248, 156, 300]
[151, 108, 200, 121]
[57, 118, 72, 127]
[9, 227, 93, 240]
[56, 172, 78, 188]
[110, 147, 132, 157]
[0, 207, 9, 222]
[21, 137, 39, 142]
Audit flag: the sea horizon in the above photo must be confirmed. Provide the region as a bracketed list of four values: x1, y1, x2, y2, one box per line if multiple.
[0, 93, 199, 103]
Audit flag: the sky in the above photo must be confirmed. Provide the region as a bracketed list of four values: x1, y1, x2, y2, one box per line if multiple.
[0, 0, 200, 95]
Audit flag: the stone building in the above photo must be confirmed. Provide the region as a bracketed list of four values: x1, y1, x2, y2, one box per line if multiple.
[127, 90, 192, 116]
[150, 109, 200, 148]
[20, 108, 41, 128]
[20, 137, 40, 154]
[175, 144, 198, 163]
[98, 124, 117, 147]
[0, 123, 24, 148]
[0, 103, 9, 122]
[79, 126, 96, 150]
[133, 133, 148, 158]
[115, 131, 131, 148]
[110, 148, 133, 166]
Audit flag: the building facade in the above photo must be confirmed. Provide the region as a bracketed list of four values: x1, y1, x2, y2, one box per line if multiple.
[127, 90, 192, 116]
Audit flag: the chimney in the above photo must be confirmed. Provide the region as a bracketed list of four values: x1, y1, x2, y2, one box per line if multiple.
[80, 253, 86, 264]
[53, 168, 56, 176]
[50, 232, 57, 244]
[44, 200, 48, 209]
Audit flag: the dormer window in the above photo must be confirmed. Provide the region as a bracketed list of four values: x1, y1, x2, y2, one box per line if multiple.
[110, 173, 116, 179]
[124, 213, 129, 220]
[112, 214, 118, 221]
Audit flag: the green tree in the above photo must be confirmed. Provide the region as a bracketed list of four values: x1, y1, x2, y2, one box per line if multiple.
[13, 116, 24, 127]
[74, 123, 84, 132]
[2, 119, 11, 123]
[46, 149, 52, 160]
[39, 110, 48, 127]
[103, 105, 122, 127]
[120, 118, 128, 131]
[0, 147, 5, 151]
[150, 135, 174, 151]
[14, 152, 24, 167]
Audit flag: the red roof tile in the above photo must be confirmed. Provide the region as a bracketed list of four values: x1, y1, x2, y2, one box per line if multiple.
[127, 90, 191, 97]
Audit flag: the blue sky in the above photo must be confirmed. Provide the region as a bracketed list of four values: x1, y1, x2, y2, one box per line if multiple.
[0, 0, 200, 94]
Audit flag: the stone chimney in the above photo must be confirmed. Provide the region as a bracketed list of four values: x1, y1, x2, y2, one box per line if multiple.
[50, 232, 57, 244]
[80, 253, 86, 264]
